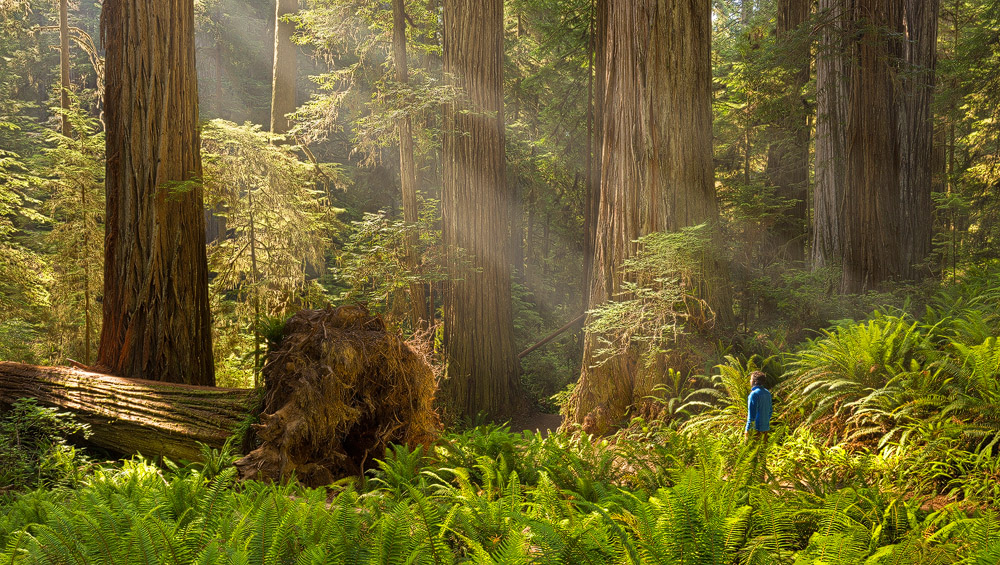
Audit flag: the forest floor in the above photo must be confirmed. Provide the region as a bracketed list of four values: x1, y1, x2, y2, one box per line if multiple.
[510, 412, 562, 437]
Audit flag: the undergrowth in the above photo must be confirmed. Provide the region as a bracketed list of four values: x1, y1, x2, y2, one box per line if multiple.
[0, 422, 997, 564]
[3, 268, 1000, 563]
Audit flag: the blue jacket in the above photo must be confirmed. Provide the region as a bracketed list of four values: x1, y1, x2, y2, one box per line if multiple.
[746, 386, 772, 432]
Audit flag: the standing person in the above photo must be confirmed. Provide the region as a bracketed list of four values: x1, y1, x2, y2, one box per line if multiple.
[745, 371, 773, 435]
[744, 370, 772, 483]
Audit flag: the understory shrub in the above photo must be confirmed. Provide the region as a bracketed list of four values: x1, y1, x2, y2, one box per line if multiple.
[0, 398, 90, 491]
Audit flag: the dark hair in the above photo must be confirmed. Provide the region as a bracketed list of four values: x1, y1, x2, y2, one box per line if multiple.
[749, 371, 767, 387]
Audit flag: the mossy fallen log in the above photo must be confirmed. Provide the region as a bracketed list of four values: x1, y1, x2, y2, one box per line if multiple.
[0, 361, 254, 462]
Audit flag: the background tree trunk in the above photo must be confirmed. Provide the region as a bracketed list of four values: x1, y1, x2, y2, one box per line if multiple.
[270, 0, 297, 134]
[841, 0, 904, 292]
[98, 0, 215, 386]
[766, 0, 811, 262]
[440, 0, 524, 419]
[582, 0, 607, 309]
[813, 0, 849, 270]
[567, 0, 723, 434]
[393, 0, 428, 329]
[0, 363, 250, 462]
[897, 0, 939, 280]
[58, 0, 70, 137]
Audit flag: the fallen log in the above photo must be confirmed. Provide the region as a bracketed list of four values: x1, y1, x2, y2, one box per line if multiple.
[0, 362, 254, 462]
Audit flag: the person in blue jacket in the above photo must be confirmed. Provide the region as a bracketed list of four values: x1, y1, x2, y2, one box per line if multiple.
[744, 370, 773, 482]
[745, 370, 773, 436]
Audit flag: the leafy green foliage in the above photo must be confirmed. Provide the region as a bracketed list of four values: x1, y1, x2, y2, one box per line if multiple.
[0, 398, 90, 490]
[201, 120, 340, 386]
[2, 421, 996, 564]
[333, 202, 445, 329]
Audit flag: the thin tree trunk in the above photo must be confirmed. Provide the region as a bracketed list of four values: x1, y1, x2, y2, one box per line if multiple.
[214, 5, 224, 119]
[567, 0, 724, 434]
[98, 0, 215, 386]
[896, 0, 939, 280]
[59, 0, 70, 137]
[270, 0, 297, 134]
[765, 0, 811, 262]
[82, 180, 91, 365]
[441, 0, 524, 419]
[393, 0, 428, 329]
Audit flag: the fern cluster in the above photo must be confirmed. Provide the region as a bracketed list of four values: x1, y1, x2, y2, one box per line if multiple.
[2, 424, 998, 564]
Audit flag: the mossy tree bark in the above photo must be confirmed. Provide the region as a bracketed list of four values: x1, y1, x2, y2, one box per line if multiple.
[567, 0, 725, 434]
[441, 0, 524, 419]
[0, 363, 251, 462]
[98, 0, 214, 386]
[270, 0, 297, 134]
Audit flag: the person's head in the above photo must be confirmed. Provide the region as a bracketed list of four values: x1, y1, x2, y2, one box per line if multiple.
[749, 371, 766, 388]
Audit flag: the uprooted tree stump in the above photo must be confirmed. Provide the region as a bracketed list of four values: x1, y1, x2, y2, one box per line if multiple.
[235, 305, 439, 487]
[0, 306, 438, 483]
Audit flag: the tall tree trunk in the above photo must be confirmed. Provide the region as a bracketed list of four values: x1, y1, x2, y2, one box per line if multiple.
[393, 0, 429, 329]
[440, 0, 524, 419]
[765, 0, 811, 262]
[567, 0, 723, 434]
[841, 0, 904, 293]
[582, 0, 607, 310]
[896, 0, 939, 280]
[270, 0, 297, 134]
[98, 0, 215, 386]
[813, 0, 850, 270]
[58, 0, 71, 137]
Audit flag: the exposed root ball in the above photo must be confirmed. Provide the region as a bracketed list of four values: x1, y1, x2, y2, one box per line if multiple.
[235, 305, 438, 486]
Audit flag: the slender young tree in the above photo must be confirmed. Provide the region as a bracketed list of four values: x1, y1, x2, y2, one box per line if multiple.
[392, 0, 428, 329]
[567, 0, 722, 434]
[441, 0, 524, 419]
[270, 0, 297, 134]
[98, 0, 214, 385]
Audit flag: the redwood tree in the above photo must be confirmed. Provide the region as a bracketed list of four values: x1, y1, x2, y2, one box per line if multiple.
[813, 0, 850, 270]
[567, 0, 721, 434]
[270, 0, 297, 134]
[393, 0, 428, 329]
[58, 0, 70, 137]
[441, 0, 524, 419]
[98, 0, 214, 385]
[766, 0, 811, 262]
[897, 0, 940, 280]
